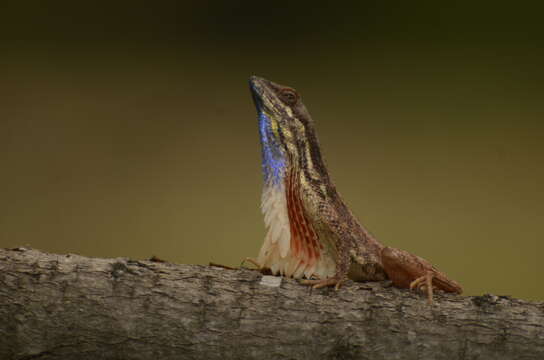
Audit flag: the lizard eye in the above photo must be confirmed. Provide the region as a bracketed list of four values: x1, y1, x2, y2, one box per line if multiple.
[279, 89, 298, 105]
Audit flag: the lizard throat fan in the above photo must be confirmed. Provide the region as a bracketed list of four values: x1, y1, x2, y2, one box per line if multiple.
[258, 111, 286, 185]
[249, 76, 336, 279]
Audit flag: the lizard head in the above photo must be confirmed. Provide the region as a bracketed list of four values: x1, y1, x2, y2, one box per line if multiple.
[249, 76, 317, 185]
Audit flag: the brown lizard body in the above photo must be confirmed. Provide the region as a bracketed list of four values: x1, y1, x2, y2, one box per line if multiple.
[249, 76, 462, 303]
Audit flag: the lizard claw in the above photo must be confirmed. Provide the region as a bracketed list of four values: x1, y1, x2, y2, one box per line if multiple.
[240, 257, 260, 269]
[300, 277, 346, 290]
[240, 258, 273, 275]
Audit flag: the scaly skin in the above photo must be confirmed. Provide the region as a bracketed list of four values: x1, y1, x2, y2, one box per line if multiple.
[249, 76, 462, 302]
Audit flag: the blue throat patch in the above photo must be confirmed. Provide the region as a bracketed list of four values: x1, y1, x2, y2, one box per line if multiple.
[258, 112, 286, 185]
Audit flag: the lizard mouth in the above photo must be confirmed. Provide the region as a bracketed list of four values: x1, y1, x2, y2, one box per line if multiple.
[249, 75, 266, 113]
[249, 75, 279, 115]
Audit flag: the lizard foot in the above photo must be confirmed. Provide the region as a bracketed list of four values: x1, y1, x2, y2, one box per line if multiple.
[409, 271, 434, 304]
[240, 257, 260, 269]
[381, 246, 462, 304]
[240, 258, 273, 275]
[300, 277, 346, 290]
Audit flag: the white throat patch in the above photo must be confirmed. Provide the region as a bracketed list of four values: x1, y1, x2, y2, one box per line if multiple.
[257, 181, 336, 279]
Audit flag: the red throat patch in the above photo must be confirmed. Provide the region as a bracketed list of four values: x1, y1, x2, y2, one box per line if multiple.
[286, 168, 323, 269]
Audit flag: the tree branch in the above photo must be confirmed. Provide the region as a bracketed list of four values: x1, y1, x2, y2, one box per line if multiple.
[1, 248, 543, 360]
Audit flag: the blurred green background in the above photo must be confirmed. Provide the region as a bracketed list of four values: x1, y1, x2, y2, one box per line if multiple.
[1, 2, 543, 300]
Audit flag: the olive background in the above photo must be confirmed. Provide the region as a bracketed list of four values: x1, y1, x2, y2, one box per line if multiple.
[2, 2, 543, 300]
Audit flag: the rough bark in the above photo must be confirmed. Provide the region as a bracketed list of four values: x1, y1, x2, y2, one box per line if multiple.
[0, 248, 543, 360]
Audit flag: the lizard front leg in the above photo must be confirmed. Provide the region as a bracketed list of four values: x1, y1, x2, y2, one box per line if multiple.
[300, 239, 351, 290]
[300, 211, 386, 290]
